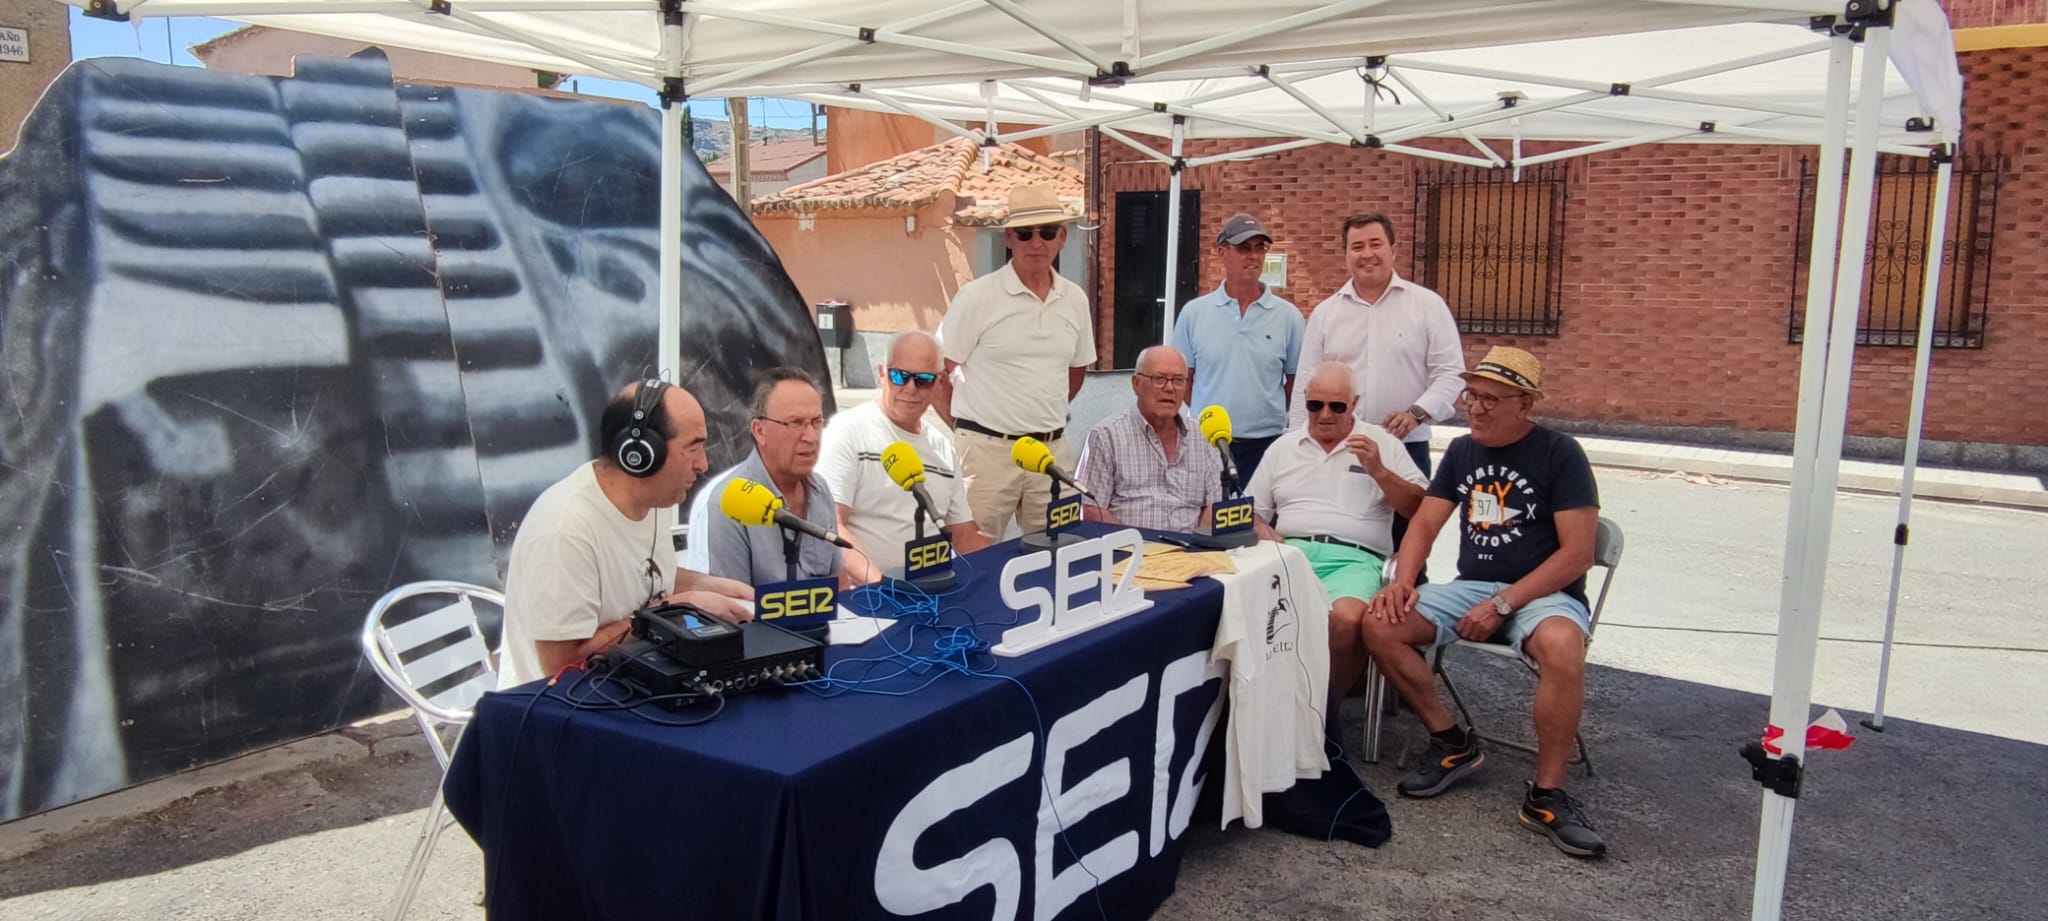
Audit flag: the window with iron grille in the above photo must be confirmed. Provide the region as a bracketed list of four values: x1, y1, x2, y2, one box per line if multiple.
[1411, 163, 1568, 336]
[1789, 151, 2002, 349]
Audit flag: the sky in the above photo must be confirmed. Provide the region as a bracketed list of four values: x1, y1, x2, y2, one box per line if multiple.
[64, 8, 821, 129]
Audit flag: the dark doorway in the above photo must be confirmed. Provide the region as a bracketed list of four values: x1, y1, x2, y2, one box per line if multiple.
[1112, 190, 1200, 368]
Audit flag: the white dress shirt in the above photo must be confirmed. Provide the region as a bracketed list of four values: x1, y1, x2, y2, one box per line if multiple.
[1287, 274, 1465, 442]
[1244, 424, 1428, 557]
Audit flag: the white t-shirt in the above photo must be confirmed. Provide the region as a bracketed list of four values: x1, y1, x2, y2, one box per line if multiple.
[1209, 541, 1331, 828]
[1246, 424, 1428, 557]
[815, 402, 973, 572]
[497, 462, 674, 688]
[939, 262, 1097, 434]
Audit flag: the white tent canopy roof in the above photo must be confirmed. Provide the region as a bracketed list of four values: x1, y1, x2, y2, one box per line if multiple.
[76, 1, 1959, 161]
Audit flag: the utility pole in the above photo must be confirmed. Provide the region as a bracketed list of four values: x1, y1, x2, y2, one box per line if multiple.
[728, 96, 752, 208]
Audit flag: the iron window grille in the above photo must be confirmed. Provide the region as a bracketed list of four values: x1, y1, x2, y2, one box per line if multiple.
[1412, 163, 1569, 336]
[1789, 150, 2002, 349]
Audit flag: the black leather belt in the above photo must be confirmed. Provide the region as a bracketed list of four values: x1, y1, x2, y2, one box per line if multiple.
[956, 417, 1063, 443]
[1301, 534, 1378, 556]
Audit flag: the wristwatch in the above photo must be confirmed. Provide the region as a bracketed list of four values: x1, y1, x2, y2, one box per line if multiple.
[1407, 407, 1429, 424]
[1489, 593, 1513, 616]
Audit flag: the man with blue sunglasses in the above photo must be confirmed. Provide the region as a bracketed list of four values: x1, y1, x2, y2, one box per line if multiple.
[819, 332, 987, 581]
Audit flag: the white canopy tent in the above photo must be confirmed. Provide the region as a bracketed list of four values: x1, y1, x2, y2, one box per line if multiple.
[64, 2, 1964, 918]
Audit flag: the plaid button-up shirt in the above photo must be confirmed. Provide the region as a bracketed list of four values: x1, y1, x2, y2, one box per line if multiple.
[1075, 407, 1225, 532]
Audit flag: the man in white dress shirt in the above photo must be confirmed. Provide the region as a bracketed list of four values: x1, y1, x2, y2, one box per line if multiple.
[1249, 362, 1428, 705]
[818, 332, 988, 582]
[1289, 213, 1465, 477]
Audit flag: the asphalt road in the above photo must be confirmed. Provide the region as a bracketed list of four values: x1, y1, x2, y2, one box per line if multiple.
[3, 470, 2041, 921]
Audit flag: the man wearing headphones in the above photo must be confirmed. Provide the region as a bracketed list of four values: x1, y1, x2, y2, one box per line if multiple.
[497, 379, 753, 688]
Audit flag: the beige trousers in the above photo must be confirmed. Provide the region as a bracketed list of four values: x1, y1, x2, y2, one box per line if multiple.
[956, 429, 1075, 541]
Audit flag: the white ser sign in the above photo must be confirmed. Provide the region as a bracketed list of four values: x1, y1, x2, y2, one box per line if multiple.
[0, 27, 27, 64]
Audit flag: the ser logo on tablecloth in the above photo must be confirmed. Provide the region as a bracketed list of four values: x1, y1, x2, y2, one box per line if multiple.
[873, 649, 1227, 921]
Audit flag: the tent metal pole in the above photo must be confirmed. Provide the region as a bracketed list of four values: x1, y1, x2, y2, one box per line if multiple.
[657, 3, 685, 381]
[1101, 127, 1175, 166]
[1160, 116, 1186, 345]
[1752, 20, 1889, 921]
[1383, 68, 1503, 165]
[1185, 138, 1322, 168]
[1866, 151, 1953, 733]
[1137, 0, 1392, 71]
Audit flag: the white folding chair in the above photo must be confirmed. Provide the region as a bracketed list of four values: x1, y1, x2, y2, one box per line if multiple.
[1360, 517, 1623, 769]
[360, 581, 504, 921]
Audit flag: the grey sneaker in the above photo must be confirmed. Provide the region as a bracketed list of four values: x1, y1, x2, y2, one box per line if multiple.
[1397, 731, 1484, 797]
[1519, 783, 1608, 858]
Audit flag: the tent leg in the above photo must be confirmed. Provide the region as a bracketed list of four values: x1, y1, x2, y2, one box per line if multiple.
[1865, 153, 1954, 733]
[1160, 116, 1186, 345]
[1752, 21, 1891, 921]
[657, 13, 686, 382]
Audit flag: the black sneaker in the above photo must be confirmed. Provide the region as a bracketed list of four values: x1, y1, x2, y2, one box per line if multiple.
[1519, 783, 1607, 858]
[1397, 731, 1484, 797]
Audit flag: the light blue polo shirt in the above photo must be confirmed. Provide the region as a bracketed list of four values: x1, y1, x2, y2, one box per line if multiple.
[1169, 284, 1305, 439]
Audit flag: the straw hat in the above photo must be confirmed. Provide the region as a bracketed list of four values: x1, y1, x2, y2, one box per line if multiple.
[1002, 183, 1074, 228]
[1461, 346, 1545, 398]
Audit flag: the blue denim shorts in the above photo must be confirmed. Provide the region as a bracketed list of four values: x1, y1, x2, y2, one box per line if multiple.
[1412, 580, 1590, 654]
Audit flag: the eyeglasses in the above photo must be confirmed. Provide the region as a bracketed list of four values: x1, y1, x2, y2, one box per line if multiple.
[1459, 388, 1525, 411]
[756, 416, 826, 432]
[1134, 372, 1189, 389]
[1011, 225, 1061, 242]
[887, 368, 939, 389]
[1304, 399, 1350, 415]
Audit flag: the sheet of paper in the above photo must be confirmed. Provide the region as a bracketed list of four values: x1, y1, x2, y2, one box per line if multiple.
[828, 615, 897, 646]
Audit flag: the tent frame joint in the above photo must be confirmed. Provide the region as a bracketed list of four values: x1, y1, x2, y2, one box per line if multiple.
[1351, 135, 1383, 149]
[83, 0, 127, 21]
[1741, 742, 1803, 799]
[1844, 0, 1894, 27]
[1088, 62, 1133, 87]
[858, 26, 877, 43]
[1904, 117, 1934, 133]
[660, 77, 687, 107]
[428, 0, 450, 15]
[1699, 120, 1716, 134]
[1928, 143, 1954, 164]
[660, 0, 681, 25]
[1609, 82, 1631, 97]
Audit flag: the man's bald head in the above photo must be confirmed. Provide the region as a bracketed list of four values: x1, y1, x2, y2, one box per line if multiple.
[1134, 345, 1187, 377]
[1307, 361, 1355, 396]
[887, 330, 942, 370]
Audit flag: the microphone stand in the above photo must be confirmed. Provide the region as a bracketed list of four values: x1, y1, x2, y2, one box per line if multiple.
[1020, 477, 1081, 551]
[779, 526, 801, 583]
[903, 500, 959, 592]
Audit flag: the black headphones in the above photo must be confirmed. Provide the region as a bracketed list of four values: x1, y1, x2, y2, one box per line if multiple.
[612, 378, 671, 478]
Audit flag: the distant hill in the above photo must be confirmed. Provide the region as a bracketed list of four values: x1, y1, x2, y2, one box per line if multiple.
[689, 119, 819, 161]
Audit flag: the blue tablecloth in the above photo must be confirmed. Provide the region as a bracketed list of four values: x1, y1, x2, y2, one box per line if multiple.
[444, 525, 1233, 921]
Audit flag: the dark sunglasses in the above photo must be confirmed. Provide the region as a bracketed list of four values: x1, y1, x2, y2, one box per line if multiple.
[1304, 399, 1351, 415]
[1011, 226, 1061, 242]
[887, 368, 939, 389]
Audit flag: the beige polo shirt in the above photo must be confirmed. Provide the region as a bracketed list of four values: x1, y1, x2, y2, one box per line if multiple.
[939, 262, 1096, 435]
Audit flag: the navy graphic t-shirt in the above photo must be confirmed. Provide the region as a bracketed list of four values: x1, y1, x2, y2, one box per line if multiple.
[1426, 425, 1600, 605]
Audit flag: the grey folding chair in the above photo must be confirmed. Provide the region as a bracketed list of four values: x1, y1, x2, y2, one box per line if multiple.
[1360, 517, 1622, 769]
[360, 581, 504, 921]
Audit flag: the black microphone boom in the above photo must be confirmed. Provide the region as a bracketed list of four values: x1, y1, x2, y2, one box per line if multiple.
[774, 508, 854, 549]
[1042, 460, 1092, 499]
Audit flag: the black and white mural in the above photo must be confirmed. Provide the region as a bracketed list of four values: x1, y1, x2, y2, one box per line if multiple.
[0, 52, 829, 820]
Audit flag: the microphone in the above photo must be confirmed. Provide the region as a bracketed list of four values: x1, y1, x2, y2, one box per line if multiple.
[879, 440, 940, 526]
[718, 477, 853, 548]
[1197, 405, 1241, 492]
[1011, 436, 1092, 499]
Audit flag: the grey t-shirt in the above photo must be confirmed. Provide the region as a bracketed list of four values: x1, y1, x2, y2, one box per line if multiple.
[683, 450, 844, 584]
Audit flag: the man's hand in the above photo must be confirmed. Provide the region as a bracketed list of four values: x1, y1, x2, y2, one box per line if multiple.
[1369, 582, 1417, 624]
[1382, 409, 1420, 439]
[1253, 517, 1283, 543]
[675, 570, 754, 602]
[1346, 433, 1386, 475]
[674, 589, 754, 624]
[1454, 600, 1505, 642]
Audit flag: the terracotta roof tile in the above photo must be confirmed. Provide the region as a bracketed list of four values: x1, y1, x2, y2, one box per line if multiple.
[754, 138, 1083, 224]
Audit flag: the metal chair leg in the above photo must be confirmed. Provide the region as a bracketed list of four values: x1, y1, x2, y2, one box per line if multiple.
[1361, 660, 1386, 763]
[387, 787, 450, 921]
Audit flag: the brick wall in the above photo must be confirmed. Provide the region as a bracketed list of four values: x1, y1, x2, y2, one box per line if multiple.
[1095, 45, 2048, 447]
[0, 0, 70, 154]
[1946, 0, 2048, 29]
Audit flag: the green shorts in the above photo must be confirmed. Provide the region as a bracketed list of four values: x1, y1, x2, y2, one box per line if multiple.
[1285, 537, 1386, 603]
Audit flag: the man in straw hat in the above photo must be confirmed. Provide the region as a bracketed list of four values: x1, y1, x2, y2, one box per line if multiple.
[937, 182, 1096, 540]
[1363, 346, 1607, 858]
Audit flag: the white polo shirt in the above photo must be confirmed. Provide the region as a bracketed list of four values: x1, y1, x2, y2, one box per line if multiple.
[815, 401, 973, 571]
[1288, 274, 1466, 442]
[1244, 423, 1428, 556]
[939, 261, 1096, 434]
